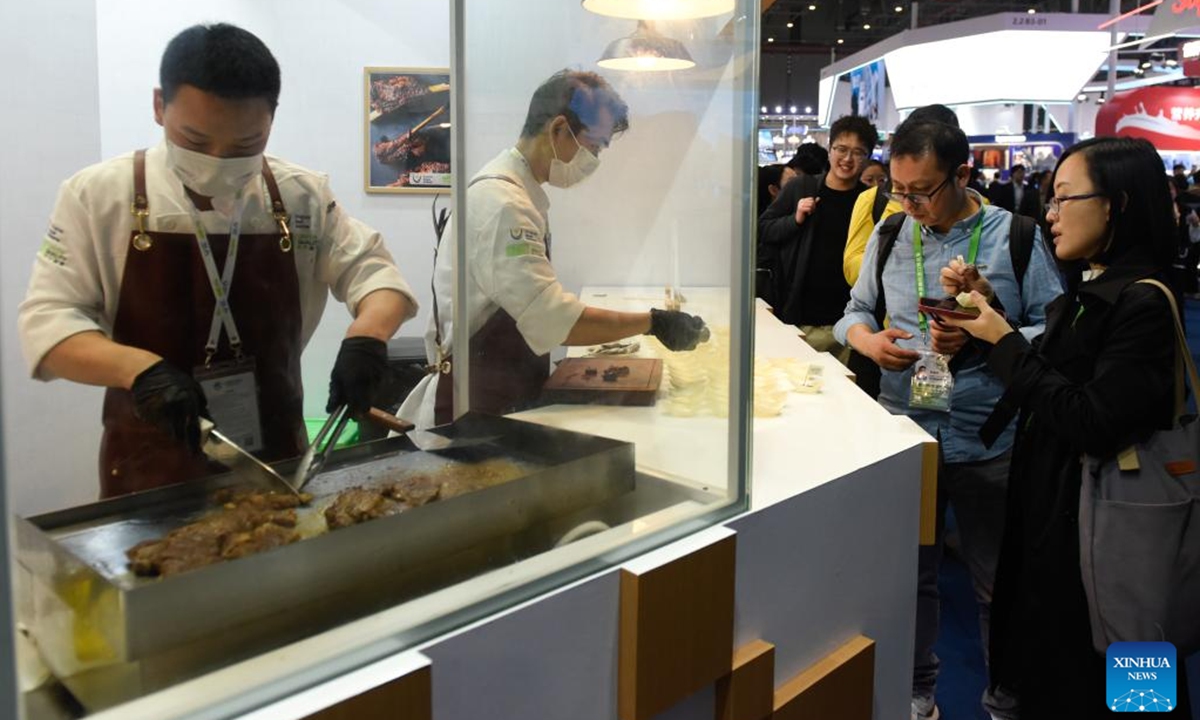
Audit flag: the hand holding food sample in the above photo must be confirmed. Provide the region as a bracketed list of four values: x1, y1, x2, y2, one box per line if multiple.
[940, 254, 994, 302]
[937, 290, 1015, 345]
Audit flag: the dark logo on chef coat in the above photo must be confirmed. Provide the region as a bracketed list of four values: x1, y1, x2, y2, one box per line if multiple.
[291, 214, 312, 231]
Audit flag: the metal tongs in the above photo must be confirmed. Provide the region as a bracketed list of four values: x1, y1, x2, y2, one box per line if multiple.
[292, 404, 352, 491]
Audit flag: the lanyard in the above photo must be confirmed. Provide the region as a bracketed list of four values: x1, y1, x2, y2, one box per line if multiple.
[913, 205, 984, 337]
[185, 195, 249, 365]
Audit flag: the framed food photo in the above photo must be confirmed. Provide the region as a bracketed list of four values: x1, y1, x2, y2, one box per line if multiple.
[364, 67, 451, 194]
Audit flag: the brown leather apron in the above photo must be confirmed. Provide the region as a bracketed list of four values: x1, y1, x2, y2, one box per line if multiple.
[98, 150, 306, 498]
[433, 309, 550, 425]
[432, 174, 551, 425]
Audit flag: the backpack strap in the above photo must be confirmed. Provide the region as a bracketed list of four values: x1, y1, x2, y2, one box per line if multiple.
[871, 180, 891, 225]
[872, 212, 907, 327]
[1008, 213, 1037, 294]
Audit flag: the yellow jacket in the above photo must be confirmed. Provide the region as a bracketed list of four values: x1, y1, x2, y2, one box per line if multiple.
[843, 186, 992, 285]
[843, 186, 900, 286]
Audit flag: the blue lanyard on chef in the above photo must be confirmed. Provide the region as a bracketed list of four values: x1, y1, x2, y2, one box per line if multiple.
[185, 195, 249, 366]
[913, 206, 984, 338]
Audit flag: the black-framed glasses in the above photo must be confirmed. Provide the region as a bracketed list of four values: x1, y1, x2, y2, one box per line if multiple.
[882, 175, 952, 207]
[1047, 192, 1104, 215]
[830, 144, 869, 160]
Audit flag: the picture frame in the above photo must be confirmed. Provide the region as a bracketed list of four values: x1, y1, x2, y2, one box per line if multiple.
[364, 66, 451, 194]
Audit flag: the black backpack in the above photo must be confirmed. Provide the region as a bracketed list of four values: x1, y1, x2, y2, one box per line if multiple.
[847, 211, 1038, 399]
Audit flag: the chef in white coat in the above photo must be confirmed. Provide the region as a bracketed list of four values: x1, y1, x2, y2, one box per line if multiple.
[399, 70, 707, 429]
[18, 23, 418, 497]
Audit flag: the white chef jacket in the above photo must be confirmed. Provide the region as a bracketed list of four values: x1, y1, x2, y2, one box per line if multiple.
[398, 147, 586, 428]
[18, 141, 417, 379]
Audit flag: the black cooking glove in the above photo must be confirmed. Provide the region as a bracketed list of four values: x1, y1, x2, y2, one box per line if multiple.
[131, 360, 208, 453]
[649, 309, 710, 352]
[328, 336, 391, 414]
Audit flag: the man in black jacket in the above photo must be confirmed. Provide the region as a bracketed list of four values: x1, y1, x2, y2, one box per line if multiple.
[757, 115, 877, 361]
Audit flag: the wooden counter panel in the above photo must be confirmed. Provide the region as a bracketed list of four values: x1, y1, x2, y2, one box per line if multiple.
[618, 533, 737, 720]
[772, 635, 875, 720]
[302, 664, 431, 720]
[715, 639, 775, 720]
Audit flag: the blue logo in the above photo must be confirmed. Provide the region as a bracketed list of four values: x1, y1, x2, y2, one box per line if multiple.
[1107, 642, 1177, 712]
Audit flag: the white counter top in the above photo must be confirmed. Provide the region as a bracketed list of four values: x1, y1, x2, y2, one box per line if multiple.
[65, 287, 932, 720]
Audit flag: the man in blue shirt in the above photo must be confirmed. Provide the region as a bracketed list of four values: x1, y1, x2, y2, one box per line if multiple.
[834, 118, 1063, 720]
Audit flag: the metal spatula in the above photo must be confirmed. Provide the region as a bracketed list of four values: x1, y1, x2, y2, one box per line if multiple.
[199, 418, 301, 499]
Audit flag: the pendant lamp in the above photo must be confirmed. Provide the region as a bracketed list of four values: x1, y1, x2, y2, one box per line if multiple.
[597, 21, 696, 72]
[582, 0, 734, 20]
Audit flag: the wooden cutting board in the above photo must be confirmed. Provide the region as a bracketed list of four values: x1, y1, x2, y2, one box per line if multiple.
[541, 358, 662, 406]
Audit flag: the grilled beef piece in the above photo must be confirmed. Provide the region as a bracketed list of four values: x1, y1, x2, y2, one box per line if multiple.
[221, 522, 298, 560]
[323, 487, 406, 530]
[126, 491, 303, 577]
[385, 475, 441, 507]
[370, 76, 430, 117]
[374, 131, 429, 165]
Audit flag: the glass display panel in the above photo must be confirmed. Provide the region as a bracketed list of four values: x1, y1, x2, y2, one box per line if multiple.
[2, 1, 756, 717]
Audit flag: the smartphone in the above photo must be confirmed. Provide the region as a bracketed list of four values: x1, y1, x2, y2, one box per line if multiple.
[917, 296, 982, 322]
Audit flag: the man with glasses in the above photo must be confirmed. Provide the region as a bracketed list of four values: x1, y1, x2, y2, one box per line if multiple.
[834, 120, 1063, 720]
[758, 115, 877, 361]
[398, 70, 708, 429]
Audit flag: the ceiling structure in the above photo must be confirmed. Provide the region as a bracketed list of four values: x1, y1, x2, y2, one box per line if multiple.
[758, 0, 1197, 119]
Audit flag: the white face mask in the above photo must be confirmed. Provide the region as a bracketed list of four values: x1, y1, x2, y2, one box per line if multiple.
[165, 139, 262, 199]
[548, 125, 600, 189]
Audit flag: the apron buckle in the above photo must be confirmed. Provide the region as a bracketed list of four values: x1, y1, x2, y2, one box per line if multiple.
[273, 202, 292, 253]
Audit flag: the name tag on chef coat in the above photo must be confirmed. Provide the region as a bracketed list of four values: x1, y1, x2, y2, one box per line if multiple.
[194, 356, 264, 451]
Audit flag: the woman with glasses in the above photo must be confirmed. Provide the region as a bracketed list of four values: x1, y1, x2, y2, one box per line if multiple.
[940, 136, 1190, 717]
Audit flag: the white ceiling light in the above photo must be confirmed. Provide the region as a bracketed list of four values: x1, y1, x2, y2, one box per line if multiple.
[805, 105, 813, 113]
[863, 23, 871, 29]
[1077, 93, 1087, 101]
[582, 0, 733, 20]
[767, 37, 775, 42]
[895, 5, 903, 11]
[836, 38, 844, 44]
[775, 105, 783, 113]
[597, 21, 696, 72]
[787, 21, 794, 28]
[789, 105, 797, 113]
[1027, 7, 1036, 14]
[761, 105, 768, 113]
[808, 4, 817, 10]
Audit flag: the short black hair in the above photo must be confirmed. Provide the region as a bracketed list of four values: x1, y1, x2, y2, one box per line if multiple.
[864, 159, 886, 172]
[520, 70, 630, 139]
[758, 164, 786, 216]
[1011, 164, 1026, 175]
[787, 143, 830, 175]
[1174, 163, 1186, 171]
[903, 104, 959, 129]
[829, 114, 878, 154]
[1055, 136, 1176, 269]
[160, 24, 281, 111]
[889, 120, 969, 175]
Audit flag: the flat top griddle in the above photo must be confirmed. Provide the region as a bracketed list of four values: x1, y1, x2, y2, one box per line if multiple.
[17, 414, 637, 713]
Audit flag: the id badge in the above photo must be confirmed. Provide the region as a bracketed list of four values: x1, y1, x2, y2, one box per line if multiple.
[909, 349, 954, 413]
[194, 356, 264, 451]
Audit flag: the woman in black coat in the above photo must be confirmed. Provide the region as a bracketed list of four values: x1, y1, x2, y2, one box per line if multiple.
[943, 137, 1190, 717]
